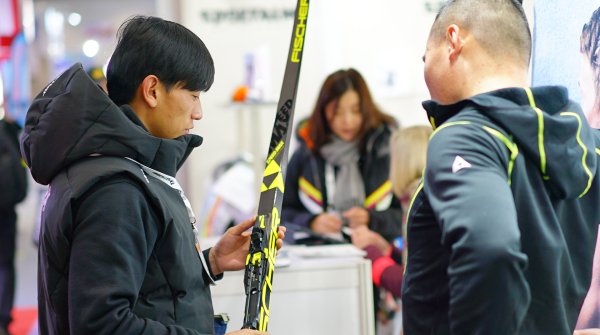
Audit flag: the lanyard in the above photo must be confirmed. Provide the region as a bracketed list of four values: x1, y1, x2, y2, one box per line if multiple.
[125, 157, 217, 285]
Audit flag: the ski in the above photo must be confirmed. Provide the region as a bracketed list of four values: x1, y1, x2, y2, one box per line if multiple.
[242, 0, 310, 331]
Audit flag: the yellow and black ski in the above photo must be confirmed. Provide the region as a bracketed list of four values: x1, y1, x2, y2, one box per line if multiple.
[242, 0, 309, 331]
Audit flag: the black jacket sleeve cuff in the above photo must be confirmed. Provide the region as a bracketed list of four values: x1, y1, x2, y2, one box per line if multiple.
[202, 248, 224, 283]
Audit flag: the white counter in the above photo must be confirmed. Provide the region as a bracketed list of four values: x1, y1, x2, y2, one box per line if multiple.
[210, 245, 375, 335]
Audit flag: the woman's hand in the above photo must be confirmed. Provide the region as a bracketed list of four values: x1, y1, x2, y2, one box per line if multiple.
[351, 225, 391, 254]
[209, 217, 286, 275]
[343, 206, 369, 227]
[310, 213, 343, 234]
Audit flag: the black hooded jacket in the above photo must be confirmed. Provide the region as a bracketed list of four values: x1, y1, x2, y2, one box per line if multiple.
[402, 86, 600, 335]
[21, 63, 218, 334]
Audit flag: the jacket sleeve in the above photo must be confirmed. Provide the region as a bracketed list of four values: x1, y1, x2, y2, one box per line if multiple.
[68, 178, 211, 335]
[364, 245, 403, 298]
[368, 195, 403, 242]
[424, 124, 529, 335]
[0, 126, 28, 211]
[282, 148, 316, 228]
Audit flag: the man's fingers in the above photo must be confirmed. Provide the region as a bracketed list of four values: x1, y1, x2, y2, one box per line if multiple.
[230, 216, 257, 234]
[277, 226, 286, 239]
[574, 329, 600, 335]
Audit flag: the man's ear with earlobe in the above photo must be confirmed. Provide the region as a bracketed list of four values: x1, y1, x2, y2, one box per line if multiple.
[446, 24, 464, 62]
[140, 75, 160, 108]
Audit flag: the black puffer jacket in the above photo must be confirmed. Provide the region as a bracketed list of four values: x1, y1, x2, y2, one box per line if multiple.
[282, 119, 402, 242]
[21, 63, 218, 334]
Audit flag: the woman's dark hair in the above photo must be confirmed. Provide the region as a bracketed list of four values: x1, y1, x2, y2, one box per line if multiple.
[307, 68, 395, 154]
[106, 16, 215, 106]
[582, 7, 600, 94]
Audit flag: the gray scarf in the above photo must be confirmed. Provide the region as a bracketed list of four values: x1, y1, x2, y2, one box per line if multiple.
[320, 136, 365, 212]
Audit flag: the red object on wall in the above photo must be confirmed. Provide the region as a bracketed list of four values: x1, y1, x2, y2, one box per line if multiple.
[0, 0, 20, 60]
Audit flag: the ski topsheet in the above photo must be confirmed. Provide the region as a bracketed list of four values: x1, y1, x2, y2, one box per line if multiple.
[242, 0, 310, 331]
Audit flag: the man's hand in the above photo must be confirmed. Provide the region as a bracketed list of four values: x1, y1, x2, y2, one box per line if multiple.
[226, 329, 268, 334]
[310, 213, 343, 234]
[343, 206, 369, 228]
[574, 329, 600, 335]
[209, 217, 286, 276]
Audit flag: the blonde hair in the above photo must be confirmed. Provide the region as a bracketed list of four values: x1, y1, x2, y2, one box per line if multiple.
[390, 125, 432, 198]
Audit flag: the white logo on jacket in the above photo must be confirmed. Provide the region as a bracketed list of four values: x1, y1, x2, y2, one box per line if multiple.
[452, 155, 472, 173]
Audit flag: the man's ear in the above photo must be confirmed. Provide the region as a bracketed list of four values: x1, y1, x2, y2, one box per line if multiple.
[139, 75, 160, 108]
[446, 24, 464, 62]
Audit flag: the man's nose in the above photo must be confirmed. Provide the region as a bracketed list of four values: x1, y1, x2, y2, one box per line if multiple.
[193, 105, 203, 120]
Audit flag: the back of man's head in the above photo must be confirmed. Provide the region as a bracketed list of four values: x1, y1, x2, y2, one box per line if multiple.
[430, 0, 531, 68]
[107, 16, 215, 106]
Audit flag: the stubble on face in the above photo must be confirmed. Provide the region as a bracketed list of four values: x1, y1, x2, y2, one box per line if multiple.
[423, 36, 450, 104]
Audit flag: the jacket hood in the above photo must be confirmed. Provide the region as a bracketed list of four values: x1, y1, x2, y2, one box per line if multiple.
[423, 86, 597, 199]
[21, 63, 203, 185]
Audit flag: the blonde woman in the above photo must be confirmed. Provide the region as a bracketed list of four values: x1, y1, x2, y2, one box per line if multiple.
[390, 126, 431, 205]
[351, 125, 432, 297]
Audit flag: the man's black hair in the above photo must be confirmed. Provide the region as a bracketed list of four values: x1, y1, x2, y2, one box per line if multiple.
[107, 16, 215, 106]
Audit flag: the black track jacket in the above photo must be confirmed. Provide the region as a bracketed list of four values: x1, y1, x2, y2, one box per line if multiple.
[402, 87, 600, 335]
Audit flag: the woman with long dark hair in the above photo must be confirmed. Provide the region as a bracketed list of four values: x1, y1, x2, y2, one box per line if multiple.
[282, 68, 402, 243]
